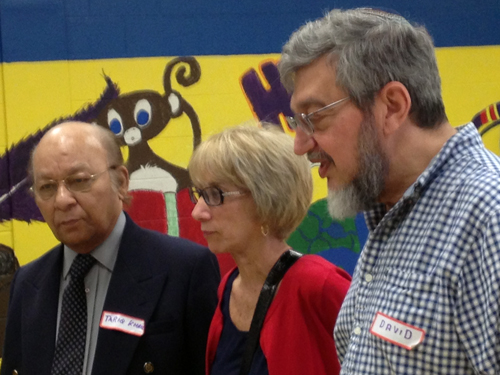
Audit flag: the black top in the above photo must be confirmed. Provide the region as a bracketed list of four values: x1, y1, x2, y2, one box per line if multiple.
[211, 270, 269, 375]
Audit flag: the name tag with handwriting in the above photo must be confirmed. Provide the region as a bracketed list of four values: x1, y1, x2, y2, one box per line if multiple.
[100, 311, 145, 336]
[369, 312, 425, 350]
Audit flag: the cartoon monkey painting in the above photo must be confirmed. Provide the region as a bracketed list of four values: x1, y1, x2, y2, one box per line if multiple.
[93, 57, 201, 193]
[92, 57, 202, 237]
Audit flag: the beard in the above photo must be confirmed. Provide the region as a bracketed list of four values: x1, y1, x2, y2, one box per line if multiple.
[327, 113, 388, 220]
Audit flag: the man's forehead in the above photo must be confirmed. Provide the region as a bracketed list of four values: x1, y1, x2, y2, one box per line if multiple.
[36, 128, 103, 157]
[33, 134, 107, 177]
[291, 62, 339, 110]
[42, 122, 103, 147]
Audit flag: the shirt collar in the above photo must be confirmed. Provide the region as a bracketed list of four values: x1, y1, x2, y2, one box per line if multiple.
[62, 211, 126, 279]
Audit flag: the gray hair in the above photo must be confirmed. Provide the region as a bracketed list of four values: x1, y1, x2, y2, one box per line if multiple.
[279, 8, 447, 128]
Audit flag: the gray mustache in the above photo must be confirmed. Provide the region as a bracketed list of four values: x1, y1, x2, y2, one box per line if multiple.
[307, 151, 333, 163]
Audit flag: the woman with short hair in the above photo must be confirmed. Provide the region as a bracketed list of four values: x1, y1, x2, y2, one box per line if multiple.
[189, 124, 351, 375]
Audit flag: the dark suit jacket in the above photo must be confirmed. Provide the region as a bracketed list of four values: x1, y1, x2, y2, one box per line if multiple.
[0, 214, 220, 375]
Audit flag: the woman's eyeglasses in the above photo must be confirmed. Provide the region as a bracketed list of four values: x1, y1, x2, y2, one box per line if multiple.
[189, 186, 245, 206]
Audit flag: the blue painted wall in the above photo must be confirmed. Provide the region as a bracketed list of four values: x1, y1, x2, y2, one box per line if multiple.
[0, 0, 498, 62]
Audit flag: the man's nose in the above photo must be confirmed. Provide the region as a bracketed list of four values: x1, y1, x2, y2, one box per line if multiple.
[294, 128, 316, 156]
[53, 182, 76, 208]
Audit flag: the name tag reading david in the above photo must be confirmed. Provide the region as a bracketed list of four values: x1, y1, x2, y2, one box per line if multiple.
[369, 312, 425, 350]
[100, 311, 145, 336]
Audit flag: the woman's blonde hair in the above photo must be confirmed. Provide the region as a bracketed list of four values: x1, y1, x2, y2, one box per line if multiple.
[189, 123, 312, 240]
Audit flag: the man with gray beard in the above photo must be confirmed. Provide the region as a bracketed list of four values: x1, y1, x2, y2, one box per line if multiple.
[279, 7, 500, 375]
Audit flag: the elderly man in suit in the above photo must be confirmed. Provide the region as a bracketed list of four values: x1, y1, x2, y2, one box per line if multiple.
[1, 121, 220, 375]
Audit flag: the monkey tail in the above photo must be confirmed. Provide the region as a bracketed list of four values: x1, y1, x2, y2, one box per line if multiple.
[163, 57, 201, 93]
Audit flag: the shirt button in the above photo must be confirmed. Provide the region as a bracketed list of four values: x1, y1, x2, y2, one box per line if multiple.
[364, 273, 373, 283]
[85, 287, 90, 293]
[354, 327, 361, 335]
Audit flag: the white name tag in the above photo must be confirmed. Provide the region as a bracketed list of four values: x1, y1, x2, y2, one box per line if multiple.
[100, 311, 145, 336]
[369, 312, 425, 350]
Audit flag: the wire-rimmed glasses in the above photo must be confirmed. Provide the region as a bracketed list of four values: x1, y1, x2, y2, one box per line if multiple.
[286, 97, 350, 135]
[31, 167, 116, 200]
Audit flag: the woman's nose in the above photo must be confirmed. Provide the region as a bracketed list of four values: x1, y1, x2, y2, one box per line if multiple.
[191, 196, 211, 221]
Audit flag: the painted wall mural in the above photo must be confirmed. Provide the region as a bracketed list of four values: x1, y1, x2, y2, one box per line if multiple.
[0, 55, 368, 278]
[473, 101, 500, 155]
[93, 57, 203, 239]
[1, 53, 500, 271]
[241, 60, 293, 125]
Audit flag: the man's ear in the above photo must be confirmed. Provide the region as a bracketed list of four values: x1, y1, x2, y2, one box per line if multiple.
[378, 81, 411, 136]
[115, 165, 130, 200]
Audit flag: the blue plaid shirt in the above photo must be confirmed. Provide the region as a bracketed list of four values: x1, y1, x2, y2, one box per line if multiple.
[334, 123, 500, 374]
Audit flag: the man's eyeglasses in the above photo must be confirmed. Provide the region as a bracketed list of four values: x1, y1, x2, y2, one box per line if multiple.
[31, 167, 116, 200]
[189, 186, 245, 206]
[286, 97, 350, 135]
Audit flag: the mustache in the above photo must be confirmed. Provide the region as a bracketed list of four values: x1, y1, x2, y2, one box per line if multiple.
[307, 150, 333, 162]
[307, 150, 333, 168]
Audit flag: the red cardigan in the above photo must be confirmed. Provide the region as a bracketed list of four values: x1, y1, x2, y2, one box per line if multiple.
[206, 255, 351, 375]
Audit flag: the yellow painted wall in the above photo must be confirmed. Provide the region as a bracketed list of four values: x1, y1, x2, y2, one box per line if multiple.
[2, 46, 500, 265]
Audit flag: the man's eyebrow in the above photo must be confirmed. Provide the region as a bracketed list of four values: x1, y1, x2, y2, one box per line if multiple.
[36, 164, 91, 179]
[291, 97, 326, 113]
[67, 167, 91, 175]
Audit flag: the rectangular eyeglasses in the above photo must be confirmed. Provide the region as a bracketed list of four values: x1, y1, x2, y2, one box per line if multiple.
[31, 166, 116, 200]
[286, 96, 350, 135]
[189, 186, 245, 206]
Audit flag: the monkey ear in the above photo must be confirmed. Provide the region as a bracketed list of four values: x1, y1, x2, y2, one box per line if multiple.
[168, 93, 181, 116]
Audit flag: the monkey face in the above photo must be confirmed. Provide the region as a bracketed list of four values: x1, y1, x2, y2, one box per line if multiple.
[94, 91, 172, 146]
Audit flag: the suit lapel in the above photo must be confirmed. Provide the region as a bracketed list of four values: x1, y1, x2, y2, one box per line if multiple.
[23, 246, 63, 375]
[91, 217, 169, 375]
